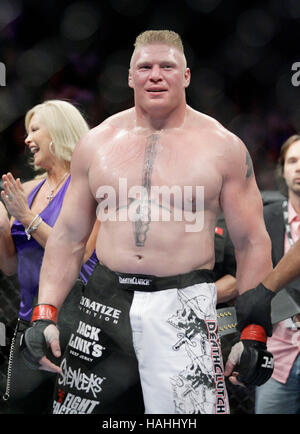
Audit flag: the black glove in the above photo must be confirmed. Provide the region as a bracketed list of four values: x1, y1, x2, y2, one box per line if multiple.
[20, 304, 59, 370]
[21, 320, 55, 369]
[235, 283, 275, 337]
[237, 341, 274, 386]
[227, 324, 274, 387]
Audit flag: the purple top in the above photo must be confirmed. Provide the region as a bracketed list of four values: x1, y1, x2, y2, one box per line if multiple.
[11, 176, 98, 321]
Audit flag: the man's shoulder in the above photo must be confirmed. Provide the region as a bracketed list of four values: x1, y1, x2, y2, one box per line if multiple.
[189, 108, 242, 149]
[84, 108, 136, 144]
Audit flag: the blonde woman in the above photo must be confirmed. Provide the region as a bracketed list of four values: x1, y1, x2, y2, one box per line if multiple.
[0, 100, 99, 413]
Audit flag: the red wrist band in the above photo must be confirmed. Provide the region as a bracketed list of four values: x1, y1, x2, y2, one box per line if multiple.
[31, 304, 58, 323]
[240, 324, 267, 343]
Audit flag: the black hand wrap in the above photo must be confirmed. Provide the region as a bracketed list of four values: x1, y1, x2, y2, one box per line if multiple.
[232, 324, 274, 387]
[237, 340, 274, 386]
[21, 319, 55, 369]
[20, 304, 58, 370]
[235, 283, 275, 337]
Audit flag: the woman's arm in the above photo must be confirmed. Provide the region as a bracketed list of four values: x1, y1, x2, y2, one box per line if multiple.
[1, 173, 100, 257]
[0, 202, 17, 275]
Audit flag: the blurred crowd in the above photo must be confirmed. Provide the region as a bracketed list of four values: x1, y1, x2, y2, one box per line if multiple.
[1, 0, 300, 188]
[1, 0, 300, 416]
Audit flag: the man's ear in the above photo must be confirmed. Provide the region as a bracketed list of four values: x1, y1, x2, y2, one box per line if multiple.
[128, 69, 134, 89]
[184, 68, 191, 88]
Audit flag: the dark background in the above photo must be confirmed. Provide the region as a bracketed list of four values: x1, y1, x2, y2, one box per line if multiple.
[0, 0, 300, 415]
[1, 0, 300, 187]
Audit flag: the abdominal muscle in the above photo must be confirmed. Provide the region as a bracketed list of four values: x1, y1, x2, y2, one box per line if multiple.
[95, 217, 216, 276]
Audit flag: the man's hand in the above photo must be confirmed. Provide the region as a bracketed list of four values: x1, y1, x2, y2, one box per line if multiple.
[235, 283, 275, 337]
[21, 304, 62, 374]
[224, 324, 274, 387]
[225, 282, 275, 387]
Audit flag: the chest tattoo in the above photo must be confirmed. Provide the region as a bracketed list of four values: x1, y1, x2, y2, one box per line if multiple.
[134, 134, 159, 247]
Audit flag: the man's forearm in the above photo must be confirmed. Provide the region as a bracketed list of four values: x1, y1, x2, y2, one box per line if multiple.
[37, 233, 85, 310]
[215, 274, 238, 303]
[235, 239, 272, 294]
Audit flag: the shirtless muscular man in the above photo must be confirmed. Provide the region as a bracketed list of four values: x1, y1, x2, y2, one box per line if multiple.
[21, 30, 274, 414]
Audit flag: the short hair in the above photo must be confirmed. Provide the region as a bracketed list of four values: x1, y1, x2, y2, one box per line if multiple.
[25, 100, 89, 170]
[134, 30, 184, 53]
[276, 134, 300, 195]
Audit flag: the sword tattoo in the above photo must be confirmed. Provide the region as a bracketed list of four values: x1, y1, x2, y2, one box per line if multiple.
[134, 134, 159, 246]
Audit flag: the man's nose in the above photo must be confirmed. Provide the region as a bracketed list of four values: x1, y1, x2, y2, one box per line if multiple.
[149, 65, 162, 81]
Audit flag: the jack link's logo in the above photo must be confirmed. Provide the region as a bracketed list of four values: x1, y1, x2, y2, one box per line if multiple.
[68, 321, 106, 361]
[95, 178, 204, 233]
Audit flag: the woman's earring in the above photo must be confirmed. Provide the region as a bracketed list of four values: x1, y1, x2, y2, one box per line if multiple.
[49, 141, 55, 155]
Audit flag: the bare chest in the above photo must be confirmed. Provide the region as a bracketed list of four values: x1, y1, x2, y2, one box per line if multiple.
[89, 132, 224, 209]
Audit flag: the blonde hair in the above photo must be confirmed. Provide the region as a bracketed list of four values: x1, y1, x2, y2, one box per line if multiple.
[134, 30, 184, 53]
[25, 99, 89, 170]
[131, 30, 187, 70]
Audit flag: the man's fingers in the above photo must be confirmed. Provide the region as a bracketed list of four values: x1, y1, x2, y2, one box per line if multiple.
[49, 339, 61, 358]
[38, 356, 62, 374]
[224, 359, 235, 377]
[224, 341, 243, 376]
[227, 341, 243, 364]
[224, 361, 246, 387]
[44, 324, 61, 357]
[228, 373, 246, 388]
[224, 341, 246, 386]
[224, 359, 247, 386]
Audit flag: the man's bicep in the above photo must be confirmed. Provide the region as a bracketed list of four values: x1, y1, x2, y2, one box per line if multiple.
[55, 141, 97, 242]
[220, 147, 265, 249]
[58, 177, 97, 242]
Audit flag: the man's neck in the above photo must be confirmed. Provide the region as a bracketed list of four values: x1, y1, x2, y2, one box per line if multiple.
[135, 103, 188, 131]
[289, 191, 300, 215]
